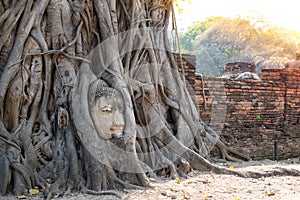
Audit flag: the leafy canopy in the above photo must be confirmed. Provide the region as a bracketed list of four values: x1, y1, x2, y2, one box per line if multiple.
[179, 16, 300, 76]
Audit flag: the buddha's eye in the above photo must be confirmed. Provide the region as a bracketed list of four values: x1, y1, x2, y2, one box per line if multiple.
[101, 105, 112, 113]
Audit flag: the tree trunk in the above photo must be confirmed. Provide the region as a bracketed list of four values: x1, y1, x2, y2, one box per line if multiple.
[0, 0, 252, 197]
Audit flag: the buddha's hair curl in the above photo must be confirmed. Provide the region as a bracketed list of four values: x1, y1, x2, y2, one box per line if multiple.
[88, 79, 116, 104]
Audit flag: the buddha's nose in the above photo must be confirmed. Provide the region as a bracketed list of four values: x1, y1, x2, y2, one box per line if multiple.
[112, 110, 125, 127]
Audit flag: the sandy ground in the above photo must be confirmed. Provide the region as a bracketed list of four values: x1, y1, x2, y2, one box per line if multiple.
[125, 159, 300, 200]
[1, 159, 300, 200]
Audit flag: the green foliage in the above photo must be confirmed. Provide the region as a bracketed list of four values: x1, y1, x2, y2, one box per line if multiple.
[186, 16, 223, 39]
[179, 16, 300, 76]
[179, 16, 223, 53]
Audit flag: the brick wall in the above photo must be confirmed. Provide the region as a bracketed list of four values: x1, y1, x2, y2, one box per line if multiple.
[177, 54, 300, 160]
[224, 62, 256, 75]
[176, 54, 196, 101]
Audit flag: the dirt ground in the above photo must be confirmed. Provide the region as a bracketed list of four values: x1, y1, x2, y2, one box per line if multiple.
[125, 159, 300, 200]
[1, 159, 300, 200]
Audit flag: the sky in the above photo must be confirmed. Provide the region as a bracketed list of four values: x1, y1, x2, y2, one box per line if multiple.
[176, 0, 300, 33]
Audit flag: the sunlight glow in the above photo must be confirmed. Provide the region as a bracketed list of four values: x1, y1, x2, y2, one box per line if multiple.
[176, 0, 300, 33]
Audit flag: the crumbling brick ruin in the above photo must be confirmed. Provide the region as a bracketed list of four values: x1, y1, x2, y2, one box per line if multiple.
[176, 54, 300, 160]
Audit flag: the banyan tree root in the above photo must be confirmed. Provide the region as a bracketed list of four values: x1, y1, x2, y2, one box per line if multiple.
[216, 140, 251, 162]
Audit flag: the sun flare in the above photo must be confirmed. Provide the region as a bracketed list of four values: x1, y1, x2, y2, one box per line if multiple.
[176, 0, 300, 33]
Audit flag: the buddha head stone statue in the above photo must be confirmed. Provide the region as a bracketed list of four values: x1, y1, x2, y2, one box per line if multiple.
[88, 79, 125, 140]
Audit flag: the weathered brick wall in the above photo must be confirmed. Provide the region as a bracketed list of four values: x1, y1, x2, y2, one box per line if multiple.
[177, 54, 300, 160]
[175, 54, 196, 101]
[224, 62, 256, 75]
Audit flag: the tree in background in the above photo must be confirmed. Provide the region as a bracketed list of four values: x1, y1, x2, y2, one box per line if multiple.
[180, 16, 300, 76]
[179, 16, 223, 54]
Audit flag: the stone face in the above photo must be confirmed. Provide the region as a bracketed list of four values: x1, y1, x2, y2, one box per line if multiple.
[88, 79, 125, 140]
[177, 54, 300, 160]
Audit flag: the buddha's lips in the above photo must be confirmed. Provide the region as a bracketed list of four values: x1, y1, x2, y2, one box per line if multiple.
[110, 127, 124, 132]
